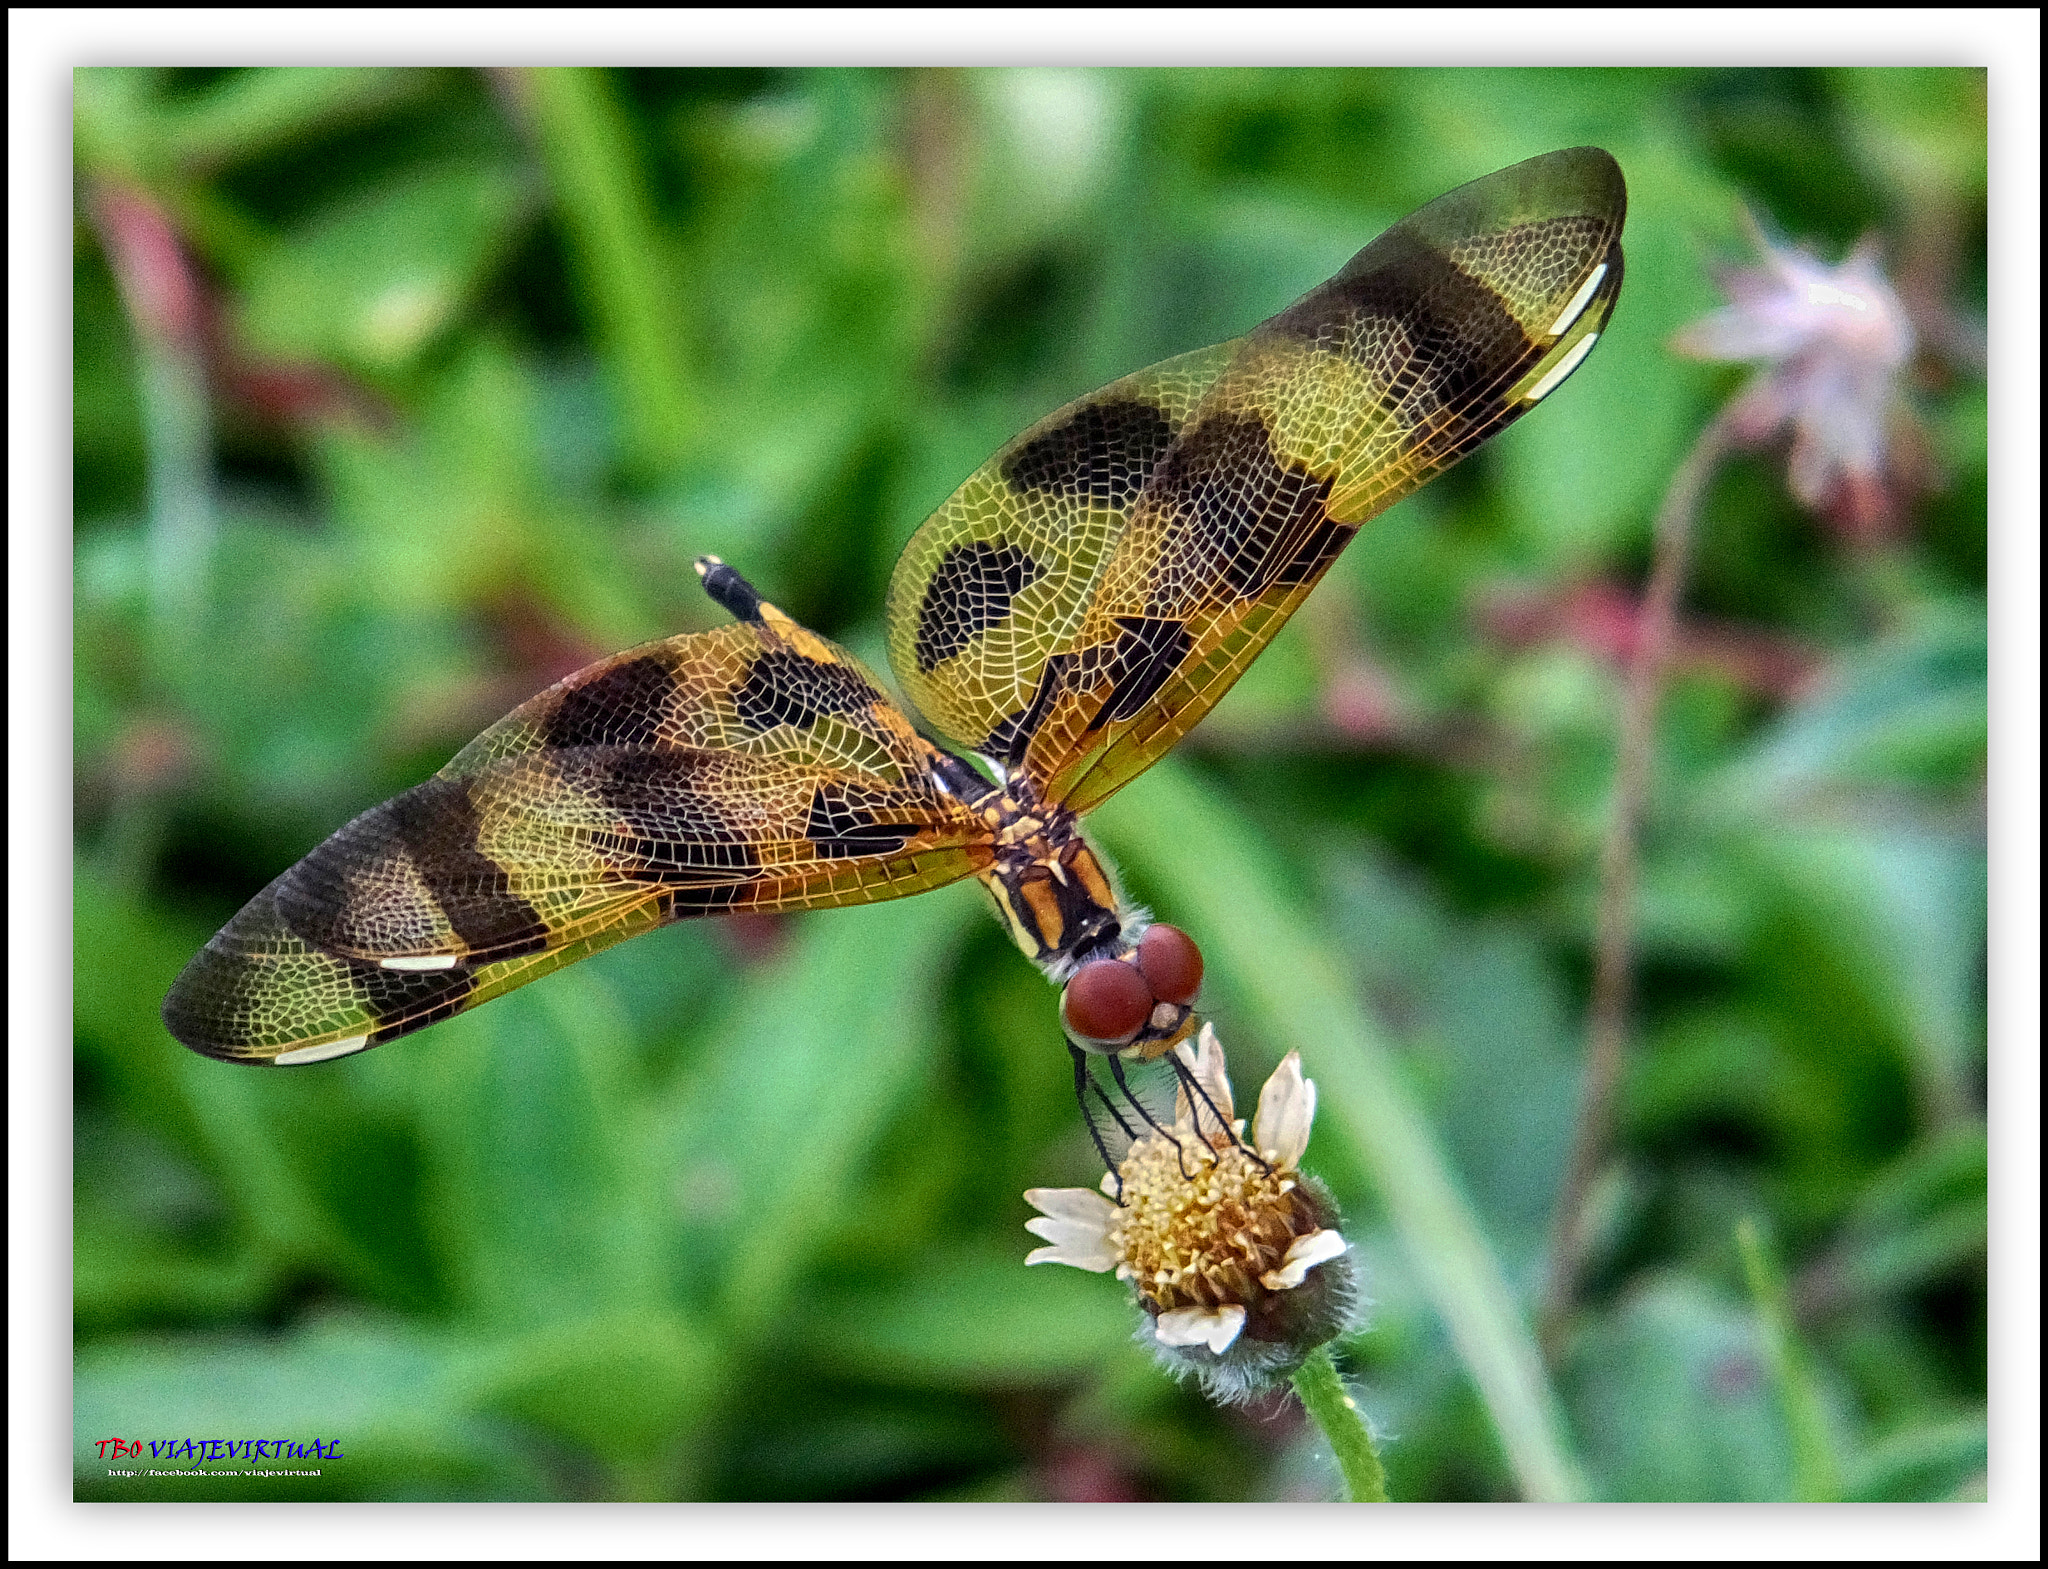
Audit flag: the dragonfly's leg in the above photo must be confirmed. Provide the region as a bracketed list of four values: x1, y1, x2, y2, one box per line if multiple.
[1108, 1053, 1194, 1180]
[1071, 1042, 1126, 1203]
[1168, 1049, 1271, 1175]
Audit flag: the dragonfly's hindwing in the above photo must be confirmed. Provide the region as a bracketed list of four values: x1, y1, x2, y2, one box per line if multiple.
[164, 612, 992, 1063]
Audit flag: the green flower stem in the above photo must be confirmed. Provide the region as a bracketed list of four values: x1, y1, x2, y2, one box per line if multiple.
[1737, 1217, 1843, 1501]
[1291, 1347, 1388, 1501]
[517, 67, 695, 482]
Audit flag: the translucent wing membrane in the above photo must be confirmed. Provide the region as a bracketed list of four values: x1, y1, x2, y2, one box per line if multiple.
[884, 147, 1625, 812]
[1035, 148, 1624, 811]
[886, 342, 1241, 766]
[164, 604, 992, 1063]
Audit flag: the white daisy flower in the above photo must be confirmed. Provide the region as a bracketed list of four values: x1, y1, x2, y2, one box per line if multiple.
[1024, 1026, 1357, 1402]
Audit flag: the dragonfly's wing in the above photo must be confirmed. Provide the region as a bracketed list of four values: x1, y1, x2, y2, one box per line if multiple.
[1030, 147, 1626, 812]
[164, 586, 991, 1064]
[885, 342, 1241, 768]
[888, 148, 1623, 812]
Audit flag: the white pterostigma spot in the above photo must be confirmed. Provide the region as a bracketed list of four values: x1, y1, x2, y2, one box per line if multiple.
[275, 1035, 370, 1066]
[1547, 261, 1609, 338]
[1523, 332, 1599, 404]
[379, 954, 460, 971]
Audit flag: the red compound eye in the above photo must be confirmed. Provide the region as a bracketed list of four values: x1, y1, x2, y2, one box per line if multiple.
[1136, 923, 1203, 1007]
[1061, 958, 1153, 1048]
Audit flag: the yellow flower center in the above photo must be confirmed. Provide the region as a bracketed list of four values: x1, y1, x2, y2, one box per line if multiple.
[1108, 1131, 1321, 1314]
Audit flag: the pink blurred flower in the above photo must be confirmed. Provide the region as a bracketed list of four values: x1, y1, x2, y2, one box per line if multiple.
[1673, 223, 1920, 540]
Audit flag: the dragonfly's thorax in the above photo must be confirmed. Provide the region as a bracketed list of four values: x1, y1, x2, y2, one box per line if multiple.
[974, 786, 1127, 978]
[935, 756, 1196, 1060]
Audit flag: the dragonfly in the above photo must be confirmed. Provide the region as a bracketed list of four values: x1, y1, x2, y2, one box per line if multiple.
[163, 147, 1625, 1162]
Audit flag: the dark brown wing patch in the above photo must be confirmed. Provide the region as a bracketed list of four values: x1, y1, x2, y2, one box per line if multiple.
[913, 541, 1045, 674]
[1000, 397, 1179, 508]
[543, 655, 683, 750]
[274, 774, 552, 964]
[730, 647, 884, 734]
[1142, 410, 1346, 605]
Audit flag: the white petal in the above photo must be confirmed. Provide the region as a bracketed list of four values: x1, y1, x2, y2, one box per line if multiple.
[1152, 1303, 1246, 1354]
[1260, 1228, 1349, 1291]
[1252, 1051, 1316, 1169]
[1024, 1186, 1118, 1227]
[1023, 1187, 1119, 1271]
[1172, 1022, 1235, 1129]
[1023, 1216, 1122, 1272]
[1026, 1241, 1117, 1273]
[1024, 1214, 1105, 1248]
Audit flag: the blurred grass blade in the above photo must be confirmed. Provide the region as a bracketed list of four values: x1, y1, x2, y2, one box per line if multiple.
[87, 182, 215, 653]
[1736, 1217, 1843, 1501]
[658, 885, 981, 1336]
[156, 67, 420, 171]
[517, 67, 695, 481]
[1094, 758, 1586, 1501]
[1843, 1413, 1987, 1502]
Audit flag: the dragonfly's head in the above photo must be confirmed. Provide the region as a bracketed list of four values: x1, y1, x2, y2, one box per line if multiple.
[1060, 922, 1204, 1058]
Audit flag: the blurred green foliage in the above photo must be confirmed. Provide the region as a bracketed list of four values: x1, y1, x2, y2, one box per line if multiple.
[74, 67, 1985, 1501]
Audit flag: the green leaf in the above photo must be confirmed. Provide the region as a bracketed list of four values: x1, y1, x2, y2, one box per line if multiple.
[74, 863, 394, 1292]
[1566, 1277, 1796, 1501]
[1815, 1128, 1986, 1309]
[783, 1246, 1136, 1387]
[462, 1308, 720, 1494]
[74, 1317, 545, 1499]
[1699, 616, 1987, 1119]
[655, 884, 982, 1336]
[1744, 823, 1984, 1124]
[1711, 614, 1987, 808]
[237, 158, 533, 373]
[411, 966, 664, 1329]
